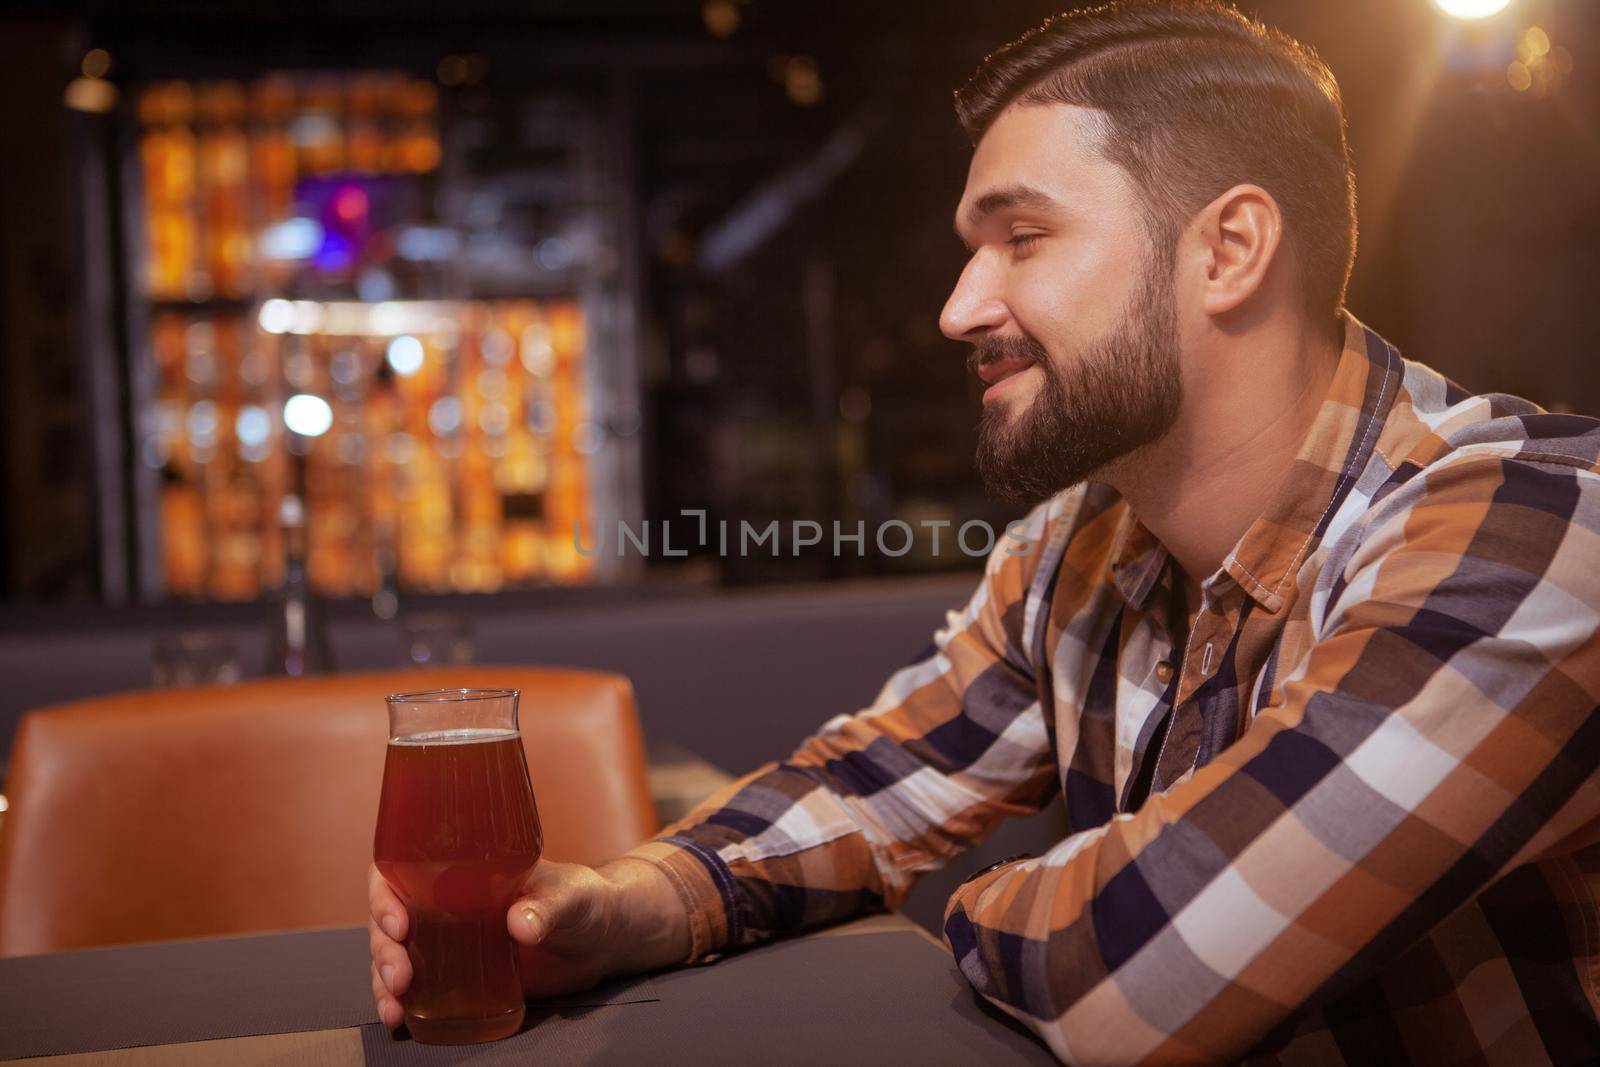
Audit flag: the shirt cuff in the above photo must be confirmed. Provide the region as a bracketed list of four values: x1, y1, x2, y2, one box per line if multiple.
[620, 837, 737, 962]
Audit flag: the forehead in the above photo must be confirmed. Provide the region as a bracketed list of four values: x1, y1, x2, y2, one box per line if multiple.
[959, 103, 1130, 218]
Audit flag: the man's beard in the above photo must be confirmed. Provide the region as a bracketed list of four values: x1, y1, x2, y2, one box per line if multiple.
[971, 254, 1182, 507]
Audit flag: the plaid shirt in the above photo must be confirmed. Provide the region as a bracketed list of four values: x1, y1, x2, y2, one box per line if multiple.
[626, 314, 1600, 1065]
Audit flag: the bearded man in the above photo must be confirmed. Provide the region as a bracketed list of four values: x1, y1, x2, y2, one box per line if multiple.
[371, 3, 1600, 1061]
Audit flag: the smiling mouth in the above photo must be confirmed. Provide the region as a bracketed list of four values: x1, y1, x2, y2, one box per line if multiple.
[975, 356, 1037, 390]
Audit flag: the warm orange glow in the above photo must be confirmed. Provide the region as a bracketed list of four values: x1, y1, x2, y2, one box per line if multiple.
[81, 48, 111, 79]
[702, 0, 739, 38]
[784, 56, 823, 107]
[1520, 26, 1551, 59]
[437, 55, 469, 86]
[64, 76, 117, 114]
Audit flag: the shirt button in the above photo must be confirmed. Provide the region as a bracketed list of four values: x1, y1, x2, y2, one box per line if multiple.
[1155, 661, 1174, 684]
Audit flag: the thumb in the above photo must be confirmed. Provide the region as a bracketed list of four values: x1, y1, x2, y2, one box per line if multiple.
[512, 898, 551, 946]
[507, 862, 595, 947]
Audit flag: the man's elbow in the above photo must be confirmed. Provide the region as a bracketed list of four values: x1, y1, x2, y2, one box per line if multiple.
[947, 911, 1246, 1066]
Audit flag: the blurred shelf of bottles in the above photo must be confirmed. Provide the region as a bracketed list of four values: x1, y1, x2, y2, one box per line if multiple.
[137, 75, 443, 303]
[131, 74, 620, 600]
[150, 298, 596, 600]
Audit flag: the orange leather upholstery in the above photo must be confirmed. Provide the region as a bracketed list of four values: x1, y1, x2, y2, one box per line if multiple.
[0, 667, 658, 957]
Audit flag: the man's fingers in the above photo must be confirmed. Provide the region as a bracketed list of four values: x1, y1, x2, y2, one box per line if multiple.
[368, 915, 412, 996]
[370, 964, 404, 1029]
[372, 939, 411, 996]
[367, 864, 407, 941]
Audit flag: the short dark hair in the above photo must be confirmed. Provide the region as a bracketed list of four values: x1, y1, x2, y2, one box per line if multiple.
[955, 0, 1357, 335]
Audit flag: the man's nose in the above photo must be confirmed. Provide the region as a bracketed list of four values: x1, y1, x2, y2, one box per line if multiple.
[939, 254, 1007, 342]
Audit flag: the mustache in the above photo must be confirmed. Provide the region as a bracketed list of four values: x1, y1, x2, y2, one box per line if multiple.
[966, 334, 1051, 377]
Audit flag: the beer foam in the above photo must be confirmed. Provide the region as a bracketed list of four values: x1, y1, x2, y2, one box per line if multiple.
[390, 728, 520, 746]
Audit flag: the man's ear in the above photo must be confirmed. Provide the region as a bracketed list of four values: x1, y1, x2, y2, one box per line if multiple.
[1194, 184, 1284, 318]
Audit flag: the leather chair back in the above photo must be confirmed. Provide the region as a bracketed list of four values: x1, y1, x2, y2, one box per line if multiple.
[0, 667, 657, 956]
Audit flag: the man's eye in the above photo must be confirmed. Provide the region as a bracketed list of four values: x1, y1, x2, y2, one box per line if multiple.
[1007, 234, 1041, 250]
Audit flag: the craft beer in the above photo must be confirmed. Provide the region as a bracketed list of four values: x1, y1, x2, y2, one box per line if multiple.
[374, 690, 542, 1044]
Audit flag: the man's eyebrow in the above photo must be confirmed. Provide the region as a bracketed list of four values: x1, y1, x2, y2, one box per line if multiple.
[954, 184, 1066, 246]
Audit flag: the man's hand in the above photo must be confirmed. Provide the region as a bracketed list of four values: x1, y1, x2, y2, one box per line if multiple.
[368, 857, 690, 1027]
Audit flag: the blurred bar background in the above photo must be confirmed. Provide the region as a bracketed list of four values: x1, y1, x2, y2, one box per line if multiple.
[0, 0, 1596, 922]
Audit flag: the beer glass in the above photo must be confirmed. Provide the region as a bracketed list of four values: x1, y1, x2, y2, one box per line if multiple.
[374, 688, 543, 1044]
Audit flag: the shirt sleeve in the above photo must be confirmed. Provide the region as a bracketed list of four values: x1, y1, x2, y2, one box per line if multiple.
[943, 455, 1600, 1064]
[622, 506, 1065, 961]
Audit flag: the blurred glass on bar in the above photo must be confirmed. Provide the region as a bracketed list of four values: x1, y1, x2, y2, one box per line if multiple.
[150, 631, 241, 688]
[402, 612, 475, 668]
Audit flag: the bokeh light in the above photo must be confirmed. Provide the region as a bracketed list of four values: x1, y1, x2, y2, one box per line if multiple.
[235, 405, 271, 448]
[702, 0, 739, 38]
[257, 298, 295, 334]
[80, 49, 111, 78]
[283, 393, 334, 438]
[1431, 0, 1514, 20]
[386, 334, 425, 376]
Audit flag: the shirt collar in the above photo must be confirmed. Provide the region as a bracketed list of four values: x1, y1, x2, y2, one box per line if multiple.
[1109, 516, 1168, 610]
[1109, 311, 1402, 615]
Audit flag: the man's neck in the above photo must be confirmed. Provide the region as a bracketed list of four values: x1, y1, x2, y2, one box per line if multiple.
[1101, 316, 1343, 590]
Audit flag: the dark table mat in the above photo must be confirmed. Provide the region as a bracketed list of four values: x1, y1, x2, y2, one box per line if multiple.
[360, 929, 1055, 1066]
[0, 927, 656, 1061]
